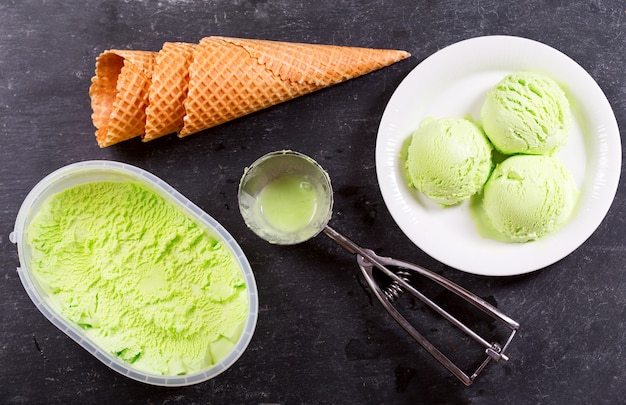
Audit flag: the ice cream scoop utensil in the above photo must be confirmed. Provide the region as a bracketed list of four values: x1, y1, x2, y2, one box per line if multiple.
[238, 151, 519, 386]
[323, 225, 519, 386]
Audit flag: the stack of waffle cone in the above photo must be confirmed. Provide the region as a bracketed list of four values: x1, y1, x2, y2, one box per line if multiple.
[90, 36, 410, 147]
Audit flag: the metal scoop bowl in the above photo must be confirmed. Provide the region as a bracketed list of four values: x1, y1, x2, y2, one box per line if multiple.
[238, 150, 519, 386]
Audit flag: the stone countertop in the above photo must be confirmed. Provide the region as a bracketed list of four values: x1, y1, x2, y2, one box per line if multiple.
[1, 1, 624, 403]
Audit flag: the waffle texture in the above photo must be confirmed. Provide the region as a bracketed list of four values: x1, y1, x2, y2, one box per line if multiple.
[144, 42, 196, 141]
[90, 50, 155, 147]
[89, 37, 410, 147]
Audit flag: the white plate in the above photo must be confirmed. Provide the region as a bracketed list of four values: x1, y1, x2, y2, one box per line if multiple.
[376, 36, 621, 276]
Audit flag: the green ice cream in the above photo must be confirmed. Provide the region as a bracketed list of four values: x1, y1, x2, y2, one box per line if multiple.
[255, 174, 320, 234]
[26, 181, 248, 376]
[482, 155, 578, 242]
[406, 117, 493, 206]
[481, 72, 571, 155]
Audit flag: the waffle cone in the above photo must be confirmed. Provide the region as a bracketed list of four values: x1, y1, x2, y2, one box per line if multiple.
[90, 50, 155, 147]
[89, 37, 410, 147]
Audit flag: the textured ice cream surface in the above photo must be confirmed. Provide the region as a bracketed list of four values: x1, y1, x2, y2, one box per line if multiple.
[26, 181, 248, 376]
[481, 72, 571, 155]
[406, 117, 493, 206]
[482, 155, 578, 242]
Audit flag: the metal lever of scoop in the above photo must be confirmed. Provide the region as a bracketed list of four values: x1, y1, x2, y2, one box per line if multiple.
[322, 225, 520, 386]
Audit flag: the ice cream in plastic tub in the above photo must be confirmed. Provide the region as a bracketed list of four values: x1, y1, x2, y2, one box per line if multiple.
[9, 160, 258, 387]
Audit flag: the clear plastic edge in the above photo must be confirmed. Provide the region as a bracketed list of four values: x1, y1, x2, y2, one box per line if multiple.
[10, 160, 259, 387]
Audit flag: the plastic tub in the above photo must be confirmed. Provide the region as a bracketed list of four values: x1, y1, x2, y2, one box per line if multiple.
[9, 160, 259, 387]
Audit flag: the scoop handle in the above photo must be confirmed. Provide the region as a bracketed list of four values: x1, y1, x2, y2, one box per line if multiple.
[321, 225, 360, 255]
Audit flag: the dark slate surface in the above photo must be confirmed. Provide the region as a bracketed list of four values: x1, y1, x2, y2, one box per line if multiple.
[1, 1, 624, 404]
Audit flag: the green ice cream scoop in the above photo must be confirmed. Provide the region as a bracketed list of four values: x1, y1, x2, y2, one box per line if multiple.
[406, 117, 493, 206]
[481, 72, 571, 155]
[482, 155, 578, 242]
